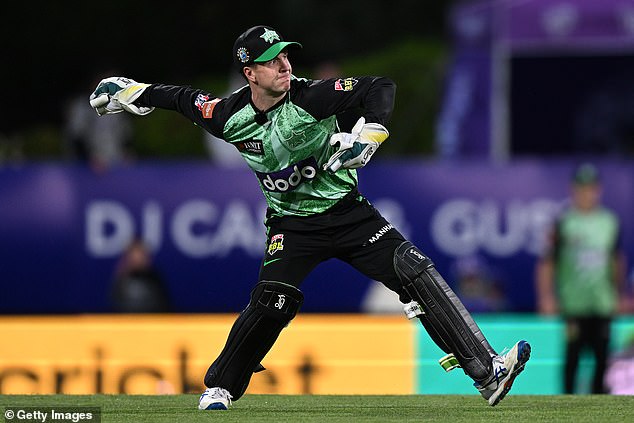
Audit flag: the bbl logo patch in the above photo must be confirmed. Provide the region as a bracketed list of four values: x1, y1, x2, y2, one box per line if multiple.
[268, 234, 285, 255]
[194, 94, 210, 111]
[334, 78, 358, 91]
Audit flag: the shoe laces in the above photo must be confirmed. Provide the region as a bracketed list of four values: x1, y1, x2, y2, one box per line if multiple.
[205, 387, 233, 404]
[476, 355, 506, 391]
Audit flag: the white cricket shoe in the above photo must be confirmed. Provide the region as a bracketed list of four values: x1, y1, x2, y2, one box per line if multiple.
[198, 387, 233, 410]
[476, 340, 531, 406]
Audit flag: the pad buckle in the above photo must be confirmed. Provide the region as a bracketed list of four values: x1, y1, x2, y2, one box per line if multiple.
[403, 301, 424, 319]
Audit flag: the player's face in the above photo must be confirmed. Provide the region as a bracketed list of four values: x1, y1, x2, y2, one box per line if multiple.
[252, 51, 292, 95]
[572, 183, 601, 211]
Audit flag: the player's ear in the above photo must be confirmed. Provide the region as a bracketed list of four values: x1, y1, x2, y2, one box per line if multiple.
[243, 66, 256, 83]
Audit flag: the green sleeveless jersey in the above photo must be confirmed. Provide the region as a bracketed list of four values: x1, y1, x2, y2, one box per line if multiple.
[553, 207, 620, 316]
[140, 76, 395, 216]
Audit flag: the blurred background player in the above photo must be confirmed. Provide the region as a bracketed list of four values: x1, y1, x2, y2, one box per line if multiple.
[64, 72, 133, 172]
[111, 237, 171, 313]
[536, 163, 627, 394]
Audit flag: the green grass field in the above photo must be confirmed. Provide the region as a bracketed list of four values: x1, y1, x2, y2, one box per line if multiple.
[2, 394, 633, 423]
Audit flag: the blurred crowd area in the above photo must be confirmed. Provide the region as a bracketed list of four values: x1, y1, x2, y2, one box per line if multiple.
[3, 0, 633, 165]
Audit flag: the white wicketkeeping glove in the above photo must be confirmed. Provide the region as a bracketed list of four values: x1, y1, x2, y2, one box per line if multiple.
[324, 117, 389, 173]
[89, 77, 154, 116]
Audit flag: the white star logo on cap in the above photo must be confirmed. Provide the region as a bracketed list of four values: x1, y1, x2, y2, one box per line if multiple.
[260, 28, 280, 44]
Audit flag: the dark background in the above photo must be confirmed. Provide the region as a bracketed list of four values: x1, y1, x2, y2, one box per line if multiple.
[3, 1, 634, 160]
[2, 1, 454, 136]
[511, 54, 634, 156]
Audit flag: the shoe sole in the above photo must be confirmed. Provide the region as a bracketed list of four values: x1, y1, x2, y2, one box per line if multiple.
[202, 403, 228, 410]
[489, 340, 531, 406]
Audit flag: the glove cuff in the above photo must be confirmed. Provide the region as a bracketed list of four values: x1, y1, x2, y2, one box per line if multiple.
[360, 123, 389, 145]
[116, 83, 154, 116]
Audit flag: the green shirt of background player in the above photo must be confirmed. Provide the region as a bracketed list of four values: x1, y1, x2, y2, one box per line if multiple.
[536, 163, 628, 394]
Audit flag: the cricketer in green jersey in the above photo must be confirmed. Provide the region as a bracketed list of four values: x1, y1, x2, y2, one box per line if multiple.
[90, 25, 531, 410]
[537, 163, 627, 394]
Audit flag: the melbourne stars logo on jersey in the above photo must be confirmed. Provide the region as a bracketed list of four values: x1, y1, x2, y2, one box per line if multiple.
[255, 156, 318, 193]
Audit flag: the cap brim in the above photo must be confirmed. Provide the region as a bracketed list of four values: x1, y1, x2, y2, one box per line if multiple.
[254, 41, 302, 63]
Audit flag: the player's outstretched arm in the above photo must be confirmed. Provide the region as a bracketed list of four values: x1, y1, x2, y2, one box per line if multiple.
[89, 77, 155, 116]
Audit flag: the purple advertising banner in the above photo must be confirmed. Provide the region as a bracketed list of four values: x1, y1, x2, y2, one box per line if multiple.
[443, 0, 634, 159]
[504, 0, 634, 48]
[452, 0, 634, 48]
[1, 160, 632, 314]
